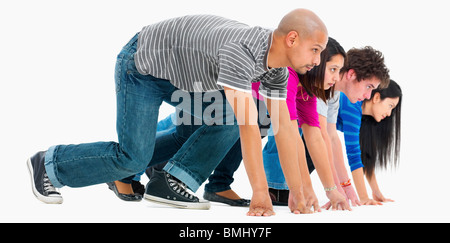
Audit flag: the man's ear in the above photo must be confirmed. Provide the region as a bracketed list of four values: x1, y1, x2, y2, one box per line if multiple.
[346, 69, 357, 81]
[285, 31, 299, 47]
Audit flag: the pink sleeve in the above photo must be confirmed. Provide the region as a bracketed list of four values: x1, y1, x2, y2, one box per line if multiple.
[286, 68, 300, 120]
[296, 86, 320, 128]
[251, 82, 264, 100]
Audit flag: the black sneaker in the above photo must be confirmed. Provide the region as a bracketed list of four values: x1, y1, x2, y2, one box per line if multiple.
[144, 169, 210, 209]
[27, 151, 63, 204]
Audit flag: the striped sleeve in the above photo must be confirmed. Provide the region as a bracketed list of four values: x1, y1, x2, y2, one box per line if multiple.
[257, 68, 288, 100]
[216, 42, 255, 94]
[338, 93, 364, 172]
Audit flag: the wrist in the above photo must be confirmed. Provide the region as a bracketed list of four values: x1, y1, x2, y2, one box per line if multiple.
[324, 185, 337, 192]
[252, 186, 269, 195]
[289, 186, 304, 195]
[340, 179, 352, 188]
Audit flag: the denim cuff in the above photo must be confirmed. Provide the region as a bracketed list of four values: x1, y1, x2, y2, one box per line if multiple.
[163, 160, 201, 192]
[267, 181, 289, 190]
[44, 145, 65, 188]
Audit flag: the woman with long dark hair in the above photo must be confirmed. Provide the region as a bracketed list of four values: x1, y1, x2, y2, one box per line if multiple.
[360, 81, 402, 178]
[323, 80, 402, 206]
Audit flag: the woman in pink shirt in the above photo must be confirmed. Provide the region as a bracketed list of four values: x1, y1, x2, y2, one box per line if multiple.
[263, 37, 350, 211]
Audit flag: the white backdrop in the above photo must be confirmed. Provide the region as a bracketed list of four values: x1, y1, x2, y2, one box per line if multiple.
[1, 0, 448, 222]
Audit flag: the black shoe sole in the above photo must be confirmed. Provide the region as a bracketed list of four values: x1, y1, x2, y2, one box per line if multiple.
[106, 182, 142, 202]
[144, 194, 210, 209]
[203, 191, 250, 207]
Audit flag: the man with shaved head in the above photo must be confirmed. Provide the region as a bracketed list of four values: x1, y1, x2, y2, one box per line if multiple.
[28, 9, 328, 216]
[273, 9, 328, 74]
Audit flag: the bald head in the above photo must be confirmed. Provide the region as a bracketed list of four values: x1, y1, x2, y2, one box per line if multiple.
[268, 9, 328, 73]
[276, 8, 328, 39]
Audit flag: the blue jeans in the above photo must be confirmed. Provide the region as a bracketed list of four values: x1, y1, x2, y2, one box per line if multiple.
[204, 97, 271, 193]
[141, 112, 244, 193]
[44, 33, 238, 190]
[262, 126, 304, 190]
[128, 112, 199, 182]
[203, 136, 244, 193]
[126, 111, 202, 183]
[134, 97, 268, 193]
[163, 120, 239, 191]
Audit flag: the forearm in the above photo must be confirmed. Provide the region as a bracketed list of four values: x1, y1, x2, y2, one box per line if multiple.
[366, 173, 381, 195]
[274, 121, 303, 193]
[224, 87, 268, 194]
[267, 99, 302, 193]
[319, 118, 342, 189]
[295, 122, 312, 189]
[303, 125, 335, 188]
[239, 124, 268, 193]
[351, 168, 370, 201]
[328, 126, 350, 184]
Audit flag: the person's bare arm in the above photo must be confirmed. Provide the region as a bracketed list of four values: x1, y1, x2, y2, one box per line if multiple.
[327, 122, 361, 206]
[367, 173, 394, 203]
[265, 97, 311, 214]
[351, 168, 382, 205]
[293, 121, 320, 213]
[302, 124, 335, 188]
[302, 123, 350, 210]
[318, 116, 343, 193]
[223, 87, 274, 216]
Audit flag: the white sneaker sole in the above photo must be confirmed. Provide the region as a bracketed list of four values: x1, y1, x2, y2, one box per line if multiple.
[27, 158, 63, 204]
[144, 194, 210, 210]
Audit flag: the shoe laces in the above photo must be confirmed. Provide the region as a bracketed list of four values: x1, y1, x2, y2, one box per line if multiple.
[43, 173, 60, 195]
[166, 173, 194, 200]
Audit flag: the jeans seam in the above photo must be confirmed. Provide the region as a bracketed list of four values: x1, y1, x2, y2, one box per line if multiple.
[118, 67, 129, 149]
[55, 154, 119, 164]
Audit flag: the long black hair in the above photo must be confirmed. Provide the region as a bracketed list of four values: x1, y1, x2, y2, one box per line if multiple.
[298, 37, 346, 102]
[359, 80, 402, 178]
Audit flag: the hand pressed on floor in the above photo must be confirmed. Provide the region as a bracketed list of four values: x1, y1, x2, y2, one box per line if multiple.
[247, 192, 275, 216]
[289, 191, 313, 214]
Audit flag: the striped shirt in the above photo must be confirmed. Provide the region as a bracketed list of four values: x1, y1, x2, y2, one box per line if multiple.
[135, 15, 288, 100]
[336, 92, 364, 172]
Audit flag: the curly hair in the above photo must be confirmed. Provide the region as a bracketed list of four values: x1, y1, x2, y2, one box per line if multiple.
[341, 46, 390, 89]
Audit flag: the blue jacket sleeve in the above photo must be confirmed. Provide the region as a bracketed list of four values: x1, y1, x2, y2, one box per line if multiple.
[338, 93, 364, 172]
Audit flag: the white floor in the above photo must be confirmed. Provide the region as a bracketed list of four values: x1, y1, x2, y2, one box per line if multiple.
[4, 149, 449, 223]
